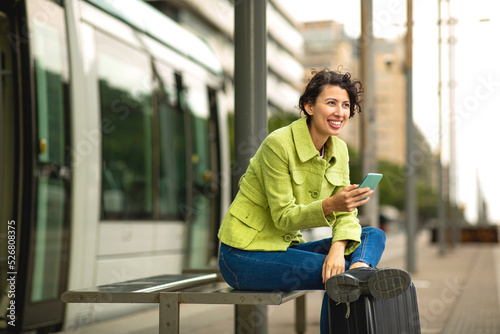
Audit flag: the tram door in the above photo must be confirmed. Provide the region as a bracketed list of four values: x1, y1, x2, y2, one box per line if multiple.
[182, 75, 221, 268]
[0, 7, 17, 330]
[15, 0, 71, 330]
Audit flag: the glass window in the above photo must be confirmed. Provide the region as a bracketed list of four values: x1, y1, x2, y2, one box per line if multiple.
[183, 74, 213, 268]
[155, 64, 186, 219]
[31, 177, 65, 302]
[33, 9, 69, 164]
[97, 32, 153, 219]
[183, 75, 210, 187]
[27, 0, 70, 306]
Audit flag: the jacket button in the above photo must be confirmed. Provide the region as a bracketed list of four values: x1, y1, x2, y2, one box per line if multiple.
[312, 191, 319, 198]
[284, 235, 292, 242]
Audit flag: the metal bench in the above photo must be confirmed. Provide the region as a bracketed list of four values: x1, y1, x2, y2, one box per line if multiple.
[61, 273, 308, 334]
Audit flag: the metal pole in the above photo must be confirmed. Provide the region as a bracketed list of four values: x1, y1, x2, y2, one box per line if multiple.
[232, 0, 268, 199]
[235, 305, 268, 334]
[437, 0, 446, 256]
[405, 0, 417, 273]
[359, 0, 379, 228]
[447, 0, 458, 244]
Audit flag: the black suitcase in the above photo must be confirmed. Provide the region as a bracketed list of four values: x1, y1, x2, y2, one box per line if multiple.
[328, 282, 421, 334]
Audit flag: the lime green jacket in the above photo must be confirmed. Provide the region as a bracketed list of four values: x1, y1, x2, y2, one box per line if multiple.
[218, 117, 361, 254]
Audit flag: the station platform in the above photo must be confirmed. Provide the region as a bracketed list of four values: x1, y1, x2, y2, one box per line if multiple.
[57, 230, 500, 334]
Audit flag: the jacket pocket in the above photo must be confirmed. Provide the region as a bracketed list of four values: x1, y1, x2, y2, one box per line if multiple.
[221, 200, 268, 249]
[325, 171, 344, 186]
[291, 170, 307, 185]
[229, 200, 267, 232]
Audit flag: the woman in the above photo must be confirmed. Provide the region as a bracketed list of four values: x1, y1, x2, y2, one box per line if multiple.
[218, 69, 410, 333]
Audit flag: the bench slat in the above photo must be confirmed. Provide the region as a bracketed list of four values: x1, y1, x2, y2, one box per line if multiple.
[61, 273, 218, 303]
[174, 286, 307, 305]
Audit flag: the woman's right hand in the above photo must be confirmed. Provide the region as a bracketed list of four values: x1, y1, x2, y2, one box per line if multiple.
[322, 184, 373, 214]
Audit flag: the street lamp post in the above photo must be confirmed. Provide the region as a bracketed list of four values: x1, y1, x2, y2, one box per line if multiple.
[405, 0, 417, 274]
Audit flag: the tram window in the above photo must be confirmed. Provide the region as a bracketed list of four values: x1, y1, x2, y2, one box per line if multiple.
[154, 64, 186, 219]
[96, 32, 154, 220]
[31, 177, 65, 302]
[183, 74, 210, 187]
[182, 74, 219, 268]
[32, 9, 69, 164]
[26, 0, 71, 305]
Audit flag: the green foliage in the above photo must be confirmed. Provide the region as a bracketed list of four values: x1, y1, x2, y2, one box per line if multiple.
[349, 147, 440, 225]
[227, 112, 299, 163]
[348, 148, 362, 184]
[268, 113, 300, 133]
[417, 180, 438, 221]
[377, 159, 407, 210]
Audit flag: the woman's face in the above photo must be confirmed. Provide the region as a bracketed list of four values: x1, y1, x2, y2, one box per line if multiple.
[305, 85, 351, 147]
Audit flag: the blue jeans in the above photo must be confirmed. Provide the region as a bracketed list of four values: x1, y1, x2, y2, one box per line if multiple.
[218, 226, 386, 333]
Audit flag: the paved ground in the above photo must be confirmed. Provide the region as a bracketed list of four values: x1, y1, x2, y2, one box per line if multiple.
[56, 230, 500, 334]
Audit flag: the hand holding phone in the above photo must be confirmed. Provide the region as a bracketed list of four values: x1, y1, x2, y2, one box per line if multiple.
[357, 173, 383, 200]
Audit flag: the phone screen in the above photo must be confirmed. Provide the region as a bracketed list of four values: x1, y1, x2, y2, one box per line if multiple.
[358, 173, 383, 190]
[357, 173, 383, 200]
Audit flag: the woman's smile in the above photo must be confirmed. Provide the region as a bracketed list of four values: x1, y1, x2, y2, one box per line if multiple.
[328, 119, 343, 129]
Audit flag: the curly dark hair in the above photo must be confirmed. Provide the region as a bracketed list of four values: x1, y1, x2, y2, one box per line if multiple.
[299, 69, 363, 119]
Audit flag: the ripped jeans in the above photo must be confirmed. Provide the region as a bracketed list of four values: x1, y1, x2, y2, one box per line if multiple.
[218, 226, 386, 334]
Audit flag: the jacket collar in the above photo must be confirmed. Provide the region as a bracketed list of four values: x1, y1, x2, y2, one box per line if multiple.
[291, 117, 336, 163]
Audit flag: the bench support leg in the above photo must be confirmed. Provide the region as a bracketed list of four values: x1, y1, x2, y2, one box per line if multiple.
[159, 293, 179, 334]
[235, 305, 268, 334]
[295, 295, 306, 334]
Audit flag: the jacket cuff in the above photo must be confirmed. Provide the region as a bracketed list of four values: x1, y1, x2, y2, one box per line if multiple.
[331, 223, 362, 255]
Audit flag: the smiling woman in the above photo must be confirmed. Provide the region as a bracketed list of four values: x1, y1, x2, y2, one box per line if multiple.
[217, 69, 411, 334]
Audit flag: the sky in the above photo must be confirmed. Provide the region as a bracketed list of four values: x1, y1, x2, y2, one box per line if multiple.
[287, 0, 500, 224]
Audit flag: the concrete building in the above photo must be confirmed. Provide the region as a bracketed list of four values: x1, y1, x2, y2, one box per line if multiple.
[372, 38, 407, 165]
[300, 20, 359, 74]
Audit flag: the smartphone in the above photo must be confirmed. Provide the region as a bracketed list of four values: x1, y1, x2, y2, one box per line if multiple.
[357, 173, 383, 200]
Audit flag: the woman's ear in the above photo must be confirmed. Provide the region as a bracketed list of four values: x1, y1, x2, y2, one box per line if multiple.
[304, 102, 313, 116]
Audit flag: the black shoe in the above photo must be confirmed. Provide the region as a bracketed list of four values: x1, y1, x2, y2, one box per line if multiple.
[326, 267, 411, 303]
[368, 267, 411, 300]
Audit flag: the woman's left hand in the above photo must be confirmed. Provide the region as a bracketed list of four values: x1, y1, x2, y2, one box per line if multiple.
[322, 240, 348, 283]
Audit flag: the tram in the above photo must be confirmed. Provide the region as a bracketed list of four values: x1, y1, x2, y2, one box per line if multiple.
[0, 0, 230, 331]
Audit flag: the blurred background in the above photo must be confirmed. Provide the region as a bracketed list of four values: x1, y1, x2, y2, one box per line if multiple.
[0, 0, 499, 333]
